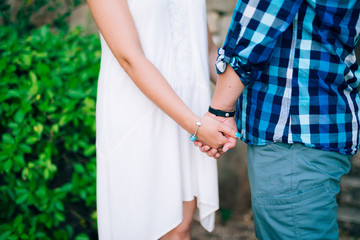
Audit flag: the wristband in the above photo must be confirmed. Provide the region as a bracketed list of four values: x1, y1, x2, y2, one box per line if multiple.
[190, 121, 201, 142]
[208, 106, 235, 118]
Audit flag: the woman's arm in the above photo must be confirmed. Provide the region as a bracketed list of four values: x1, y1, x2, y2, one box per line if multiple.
[87, 0, 237, 150]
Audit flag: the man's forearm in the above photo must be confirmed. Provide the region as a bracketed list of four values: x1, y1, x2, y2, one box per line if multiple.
[211, 66, 245, 111]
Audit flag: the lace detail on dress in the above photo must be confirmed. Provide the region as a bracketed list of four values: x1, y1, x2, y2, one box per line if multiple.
[168, 0, 192, 88]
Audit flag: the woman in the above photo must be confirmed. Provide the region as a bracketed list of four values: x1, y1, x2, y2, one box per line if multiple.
[87, 0, 237, 239]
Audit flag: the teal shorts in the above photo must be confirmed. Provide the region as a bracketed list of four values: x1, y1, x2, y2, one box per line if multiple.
[247, 142, 352, 240]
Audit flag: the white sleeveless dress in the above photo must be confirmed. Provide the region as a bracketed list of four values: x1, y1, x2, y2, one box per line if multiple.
[96, 0, 219, 239]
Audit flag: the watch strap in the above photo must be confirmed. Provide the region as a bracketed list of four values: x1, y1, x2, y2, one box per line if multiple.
[208, 106, 235, 117]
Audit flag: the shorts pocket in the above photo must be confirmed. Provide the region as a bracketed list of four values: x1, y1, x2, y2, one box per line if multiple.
[253, 183, 326, 206]
[252, 182, 339, 240]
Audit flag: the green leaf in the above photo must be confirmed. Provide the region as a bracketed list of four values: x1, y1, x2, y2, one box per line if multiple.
[34, 123, 44, 136]
[54, 212, 65, 222]
[20, 54, 32, 68]
[14, 155, 25, 167]
[0, 231, 12, 240]
[15, 192, 28, 204]
[36, 62, 50, 75]
[34, 232, 47, 239]
[15, 110, 25, 123]
[46, 105, 57, 113]
[3, 159, 12, 173]
[74, 233, 89, 240]
[28, 71, 39, 98]
[73, 163, 85, 173]
[21, 168, 29, 180]
[68, 89, 85, 99]
[8, 122, 19, 129]
[2, 133, 14, 144]
[83, 145, 96, 157]
[0, 58, 7, 72]
[0, 155, 8, 162]
[59, 183, 73, 192]
[13, 215, 23, 227]
[220, 208, 233, 223]
[19, 144, 32, 153]
[35, 186, 47, 199]
[59, 115, 71, 126]
[51, 124, 59, 133]
[54, 201, 64, 211]
[44, 169, 50, 180]
[20, 234, 29, 240]
[90, 211, 97, 220]
[5, 90, 21, 99]
[25, 136, 39, 145]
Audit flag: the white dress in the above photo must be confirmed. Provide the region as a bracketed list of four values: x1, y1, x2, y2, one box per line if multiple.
[96, 0, 219, 239]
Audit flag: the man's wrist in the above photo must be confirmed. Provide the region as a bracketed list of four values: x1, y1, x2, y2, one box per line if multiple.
[209, 102, 236, 112]
[208, 106, 235, 118]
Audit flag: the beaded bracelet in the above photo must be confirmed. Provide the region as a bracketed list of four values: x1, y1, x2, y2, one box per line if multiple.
[190, 121, 202, 142]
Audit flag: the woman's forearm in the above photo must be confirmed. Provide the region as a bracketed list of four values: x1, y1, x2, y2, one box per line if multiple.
[124, 54, 199, 134]
[88, 0, 199, 134]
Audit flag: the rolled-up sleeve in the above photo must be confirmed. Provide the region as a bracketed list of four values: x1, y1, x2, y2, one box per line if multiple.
[216, 0, 304, 85]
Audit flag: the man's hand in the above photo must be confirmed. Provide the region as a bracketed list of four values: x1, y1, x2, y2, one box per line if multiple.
[194, 112, 238, 159]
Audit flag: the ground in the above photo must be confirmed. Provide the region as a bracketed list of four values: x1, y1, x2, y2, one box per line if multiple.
[191, 211, 256, 240]
[191, 211, 357, 240]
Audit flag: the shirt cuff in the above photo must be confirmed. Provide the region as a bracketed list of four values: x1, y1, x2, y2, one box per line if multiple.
[215, 48, 262, 86]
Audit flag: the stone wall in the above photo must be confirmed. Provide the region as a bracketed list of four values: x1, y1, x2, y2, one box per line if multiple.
[206, 0, 236, 46]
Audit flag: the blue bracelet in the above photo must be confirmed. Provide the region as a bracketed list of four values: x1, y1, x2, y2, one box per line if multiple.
[190, 121, 202, 142]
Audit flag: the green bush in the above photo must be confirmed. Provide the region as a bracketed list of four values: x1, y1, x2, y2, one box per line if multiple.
[0, 25, 101, 239]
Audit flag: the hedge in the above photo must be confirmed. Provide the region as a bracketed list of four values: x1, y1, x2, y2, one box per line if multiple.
[0, 25, 101, 240]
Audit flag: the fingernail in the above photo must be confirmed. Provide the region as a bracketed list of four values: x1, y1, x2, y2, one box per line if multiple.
[235, 132, 241, 139]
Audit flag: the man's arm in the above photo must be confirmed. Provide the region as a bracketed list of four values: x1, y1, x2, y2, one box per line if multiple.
[197, 0, 305, 157]
[217, 0, 304, 86]
[196, 66, 244, 158]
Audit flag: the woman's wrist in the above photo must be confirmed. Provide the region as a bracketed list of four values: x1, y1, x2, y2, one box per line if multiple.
[183, 113, 201, 135]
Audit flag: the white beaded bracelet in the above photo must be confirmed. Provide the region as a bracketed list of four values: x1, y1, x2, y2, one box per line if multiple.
[190, 121, 202, 142]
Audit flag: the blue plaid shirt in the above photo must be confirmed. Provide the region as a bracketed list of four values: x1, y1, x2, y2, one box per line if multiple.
[216, 0, 360, 155]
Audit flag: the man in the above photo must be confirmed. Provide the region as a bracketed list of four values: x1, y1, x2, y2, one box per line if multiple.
[202, 0, 360, 239]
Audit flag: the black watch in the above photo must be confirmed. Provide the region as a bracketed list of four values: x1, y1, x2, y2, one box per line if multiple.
[208, 106, 235, 117]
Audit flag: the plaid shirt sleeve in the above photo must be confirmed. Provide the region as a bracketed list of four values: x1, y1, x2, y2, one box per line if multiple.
[216, 0, 304, 86]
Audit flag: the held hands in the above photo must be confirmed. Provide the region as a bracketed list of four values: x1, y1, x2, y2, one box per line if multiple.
[194, 112, 239, 159]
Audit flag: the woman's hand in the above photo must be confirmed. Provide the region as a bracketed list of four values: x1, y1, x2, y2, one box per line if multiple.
[195, 112, 238, 159]
[195, 66, 245, 159]
[195, 114, 238, 158]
